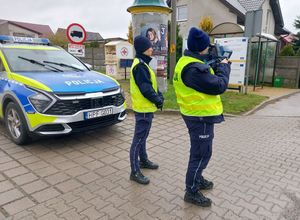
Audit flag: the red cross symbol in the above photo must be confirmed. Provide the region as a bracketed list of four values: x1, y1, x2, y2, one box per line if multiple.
[121, 47, 128, 57]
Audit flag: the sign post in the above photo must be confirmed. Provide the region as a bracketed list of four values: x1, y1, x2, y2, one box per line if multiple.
[66, 23, 87, 57]
[116, 43, 133, 80]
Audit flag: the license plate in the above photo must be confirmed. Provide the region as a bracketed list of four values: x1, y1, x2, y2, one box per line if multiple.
[84, 108, 113, 120]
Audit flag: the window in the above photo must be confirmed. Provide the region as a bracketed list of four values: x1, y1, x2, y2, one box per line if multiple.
[0, 58, 5, 72]
[265, 9, 271, 33]
[0, 58, 7, 78]
[177, 5, 188, 21]
[13, 32, 35, 38]
[1, 48, 88, 72]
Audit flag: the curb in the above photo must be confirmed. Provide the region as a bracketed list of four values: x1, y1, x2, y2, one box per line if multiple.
[126, 108, 238, 118]
[242, 90, 300, 116]
[126, 90, 300, 117]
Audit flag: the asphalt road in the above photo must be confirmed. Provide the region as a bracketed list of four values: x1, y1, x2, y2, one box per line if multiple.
[254, 92, 300, 117]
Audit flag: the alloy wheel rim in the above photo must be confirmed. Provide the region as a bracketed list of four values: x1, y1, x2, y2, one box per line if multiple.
[7, 109, 21, 139]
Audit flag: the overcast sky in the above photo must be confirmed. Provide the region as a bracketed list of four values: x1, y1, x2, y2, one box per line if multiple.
[0, 0, 299, 38]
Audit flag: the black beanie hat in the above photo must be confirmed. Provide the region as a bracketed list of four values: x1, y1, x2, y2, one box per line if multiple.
[134, 35, 152, 54]
[187, 27, 210, 52]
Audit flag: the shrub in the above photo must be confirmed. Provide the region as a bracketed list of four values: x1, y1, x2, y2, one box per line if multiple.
[280, 44, 295, 56]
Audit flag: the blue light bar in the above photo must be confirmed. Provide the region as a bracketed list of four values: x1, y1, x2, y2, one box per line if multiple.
[0, 35, 50, 45]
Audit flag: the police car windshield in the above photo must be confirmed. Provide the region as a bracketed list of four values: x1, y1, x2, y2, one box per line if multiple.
[2, 48, 88, 72]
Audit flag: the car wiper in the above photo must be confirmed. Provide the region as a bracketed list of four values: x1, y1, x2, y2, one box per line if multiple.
[43, 61, 84, 72]
[18, 56, 63, 72]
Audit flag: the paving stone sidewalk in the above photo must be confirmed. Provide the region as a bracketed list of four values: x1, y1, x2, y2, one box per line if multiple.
[0, 113, 299, 220]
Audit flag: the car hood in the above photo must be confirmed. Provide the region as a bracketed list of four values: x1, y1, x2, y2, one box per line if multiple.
[12, 70, 119, 93]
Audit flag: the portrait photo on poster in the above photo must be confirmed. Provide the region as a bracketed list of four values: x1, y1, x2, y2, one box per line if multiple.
[141, 24, 167, 56]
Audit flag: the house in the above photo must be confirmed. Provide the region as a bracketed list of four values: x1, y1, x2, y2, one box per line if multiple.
[239, 0, 287, 36]
[173, 0, 288, 39]
[172, 0, 290, 88]
[56, 28, 103, 42]
[173, 0, 246, 38]
[0, 19, 53, 38]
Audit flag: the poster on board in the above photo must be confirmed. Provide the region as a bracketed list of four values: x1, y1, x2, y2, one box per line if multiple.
[215, 37, 248, 85]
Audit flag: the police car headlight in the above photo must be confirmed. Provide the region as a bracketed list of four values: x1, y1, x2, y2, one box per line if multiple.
[29, 93, 52, 113]
[120, 88, 126, 99]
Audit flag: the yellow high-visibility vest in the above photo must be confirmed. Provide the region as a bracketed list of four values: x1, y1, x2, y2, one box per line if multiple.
[130, 58, 158, 113]
[173, 56, 223, 116]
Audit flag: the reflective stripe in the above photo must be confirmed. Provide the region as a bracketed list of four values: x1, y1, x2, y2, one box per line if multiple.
[130, 58, 158, 113]
[10, 73, 52, 92]
[0, 50, 11, 75]
[173, 56, 223, 117]
[26, 113, 57, 128]
[2, 45, 59, 50]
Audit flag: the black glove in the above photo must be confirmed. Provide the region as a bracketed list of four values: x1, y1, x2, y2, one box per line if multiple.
[155, 99, 164, 111]
[158, 91, 164, 101]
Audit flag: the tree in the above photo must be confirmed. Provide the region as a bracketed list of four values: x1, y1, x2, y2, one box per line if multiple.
[127, 22, 133, 44]
[199, 16, 214, 33]
[293, 16, 300, 53]
[88, 41, 99, 48]
[176, 24, 183, 62]
[296, 48, 300, 56]
[48, 32, 68, 48]
[294, 16, 300, 29]
[167, 22, 183, 78]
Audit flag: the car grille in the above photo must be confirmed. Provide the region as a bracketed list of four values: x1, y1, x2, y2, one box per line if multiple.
[45, 93, 125, 115]
[68, 114, 119, 132]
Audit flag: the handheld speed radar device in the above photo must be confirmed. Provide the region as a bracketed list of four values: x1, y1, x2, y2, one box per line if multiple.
[206, 44, 233, 69]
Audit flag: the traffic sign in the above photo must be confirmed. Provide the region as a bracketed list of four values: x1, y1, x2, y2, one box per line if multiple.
[66, 23, 87, 44]
[116, 44, 133, 59]
[68, 43, 85, 57]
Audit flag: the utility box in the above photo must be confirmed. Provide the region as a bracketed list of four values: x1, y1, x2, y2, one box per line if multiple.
[105, 41, 133, 80]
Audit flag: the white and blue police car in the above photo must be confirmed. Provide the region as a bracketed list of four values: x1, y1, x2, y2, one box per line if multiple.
[0, 36, 126, 145]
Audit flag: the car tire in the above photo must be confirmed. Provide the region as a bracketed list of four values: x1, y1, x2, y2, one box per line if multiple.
[5, 102, 30, 145]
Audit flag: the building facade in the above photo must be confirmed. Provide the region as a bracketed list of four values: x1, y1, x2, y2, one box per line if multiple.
[0, 19, 53, 38]
[175, 0, 246, 38]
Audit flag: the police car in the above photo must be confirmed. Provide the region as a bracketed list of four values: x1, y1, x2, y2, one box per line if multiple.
[0, 36, 126, 145]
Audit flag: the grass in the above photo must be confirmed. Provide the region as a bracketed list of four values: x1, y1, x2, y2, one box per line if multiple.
[221, 91, 267, 114]
[118, 79, 267, 115]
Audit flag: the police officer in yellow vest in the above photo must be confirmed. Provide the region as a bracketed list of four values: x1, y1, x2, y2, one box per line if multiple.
[173, 27, 231, 207]
[129, 36, 164, 185]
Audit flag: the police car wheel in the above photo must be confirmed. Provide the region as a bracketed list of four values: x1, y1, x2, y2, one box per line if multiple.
[5, 102, 30, 145]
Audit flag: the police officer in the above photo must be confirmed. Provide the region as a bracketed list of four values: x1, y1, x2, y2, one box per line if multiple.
[129, 35, 164, 185]
[173, 27, 231, 206]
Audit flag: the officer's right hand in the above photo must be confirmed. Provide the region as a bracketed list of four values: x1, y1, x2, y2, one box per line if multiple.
[155, 100, 164, 110]
[221, 59, 229, 64]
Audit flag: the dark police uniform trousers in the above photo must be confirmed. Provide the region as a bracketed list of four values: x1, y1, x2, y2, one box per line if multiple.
[129, 112, 153, 173]
[183, 117, 214, 193]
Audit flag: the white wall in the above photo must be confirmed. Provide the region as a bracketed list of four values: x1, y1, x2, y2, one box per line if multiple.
[261, 0, 275, 35]
[177, 0, 238, 38]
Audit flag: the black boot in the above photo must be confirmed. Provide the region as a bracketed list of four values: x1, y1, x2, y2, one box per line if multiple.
[184, 191, 212, 207]
[140, 159, 159, 169]
[198, 178, 214, 190]
[130, 171, 150, 185]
